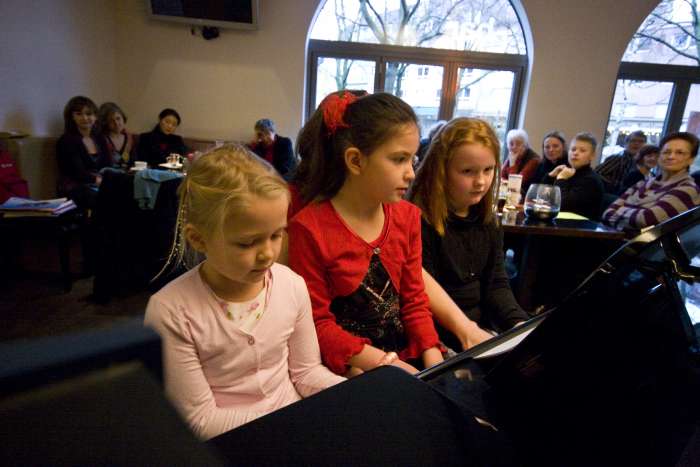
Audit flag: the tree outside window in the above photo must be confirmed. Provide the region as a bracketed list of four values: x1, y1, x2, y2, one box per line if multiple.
[604, 0, 700, 159]
[308, 0, 528, 141]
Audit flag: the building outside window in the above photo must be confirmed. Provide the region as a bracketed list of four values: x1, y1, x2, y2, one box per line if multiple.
[603, 0, 700, 162]
[307, 0, 529, 144]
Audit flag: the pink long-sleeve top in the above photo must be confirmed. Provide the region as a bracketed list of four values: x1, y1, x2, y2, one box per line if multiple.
[144, 263, 345, 440]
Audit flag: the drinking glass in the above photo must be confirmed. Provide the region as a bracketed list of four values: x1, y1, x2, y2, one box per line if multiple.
[524, 184, 561, 221]
[496, 182, 508, 214]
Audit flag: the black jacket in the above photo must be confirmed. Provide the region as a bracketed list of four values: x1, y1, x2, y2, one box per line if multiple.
[421, 215, 528, 344]
[136, 126, 187, 168]
[56, 133, 111, 193]
[251, 136, 296, 180]
[533, 157, 568, 185]
[543, 165, 604, 220]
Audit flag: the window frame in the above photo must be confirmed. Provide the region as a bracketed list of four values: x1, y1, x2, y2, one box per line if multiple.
[306, 38, 528, 134]
[604, 61, 700, 147]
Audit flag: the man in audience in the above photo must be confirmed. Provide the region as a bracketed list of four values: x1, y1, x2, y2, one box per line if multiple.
[249, 118, 296, 180]
[595, 130, 647, 194]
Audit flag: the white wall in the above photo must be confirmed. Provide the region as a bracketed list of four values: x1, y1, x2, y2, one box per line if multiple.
[0, 0, 117, 136]
[114, 0, 318, 142]
[519, 0, 658, 159]
[0, 0, 661, 157]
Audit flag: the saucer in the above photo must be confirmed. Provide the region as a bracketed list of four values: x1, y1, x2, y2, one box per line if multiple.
[159, 163, 183, 170]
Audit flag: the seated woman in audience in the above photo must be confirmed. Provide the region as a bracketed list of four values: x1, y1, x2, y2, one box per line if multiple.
[56, 95, 111, 209]
[542, 132, 604, 220]
[619, 144, 659, 193]
[145, 145, 344, 440]
[408, 117, 529, 349]
[137, 108, 187, 167]
[501, 128, 540, 194]
[602, 132, 700, 232]
[248, 118, 296, 180]
[98, 102, 136, 169]
[534, 130, 568, 183]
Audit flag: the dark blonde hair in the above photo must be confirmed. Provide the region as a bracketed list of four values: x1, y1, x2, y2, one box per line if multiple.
[156, 144, 288, 277]
[573, 132, 598, 152]
[97, 102, 127, 134]
[409, 117, 500, 235]
[294, 91, 417, 204]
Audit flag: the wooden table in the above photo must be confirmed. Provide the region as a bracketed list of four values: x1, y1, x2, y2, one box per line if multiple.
[498, 209, 627, 311]
[499, 209, 625, 240]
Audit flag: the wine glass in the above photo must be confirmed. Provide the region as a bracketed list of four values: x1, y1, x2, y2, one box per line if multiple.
[524, 184, 561, 221]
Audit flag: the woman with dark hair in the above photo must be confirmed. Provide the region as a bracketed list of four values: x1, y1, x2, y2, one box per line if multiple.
[619, 144, 659, 193]
[136, 108, 187, 167]
[56, 95, 111, 209]
[533, 130, 568, 183]
[603, 132, 700, 232]
[98, 102, 136, 169]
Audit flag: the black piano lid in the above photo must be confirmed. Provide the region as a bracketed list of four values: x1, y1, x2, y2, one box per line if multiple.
[420, 206, 700, 466]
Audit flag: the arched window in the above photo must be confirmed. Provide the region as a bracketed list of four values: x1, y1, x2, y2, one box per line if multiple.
[603, 0, 700, 160]
[307, 0, 529, 143]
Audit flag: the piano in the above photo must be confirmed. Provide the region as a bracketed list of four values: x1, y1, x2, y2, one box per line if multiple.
[210, 206, 700, 466]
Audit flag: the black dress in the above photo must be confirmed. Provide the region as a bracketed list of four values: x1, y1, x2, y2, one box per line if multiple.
[421, 214, 528, 349]
[136, 126, 187, 168]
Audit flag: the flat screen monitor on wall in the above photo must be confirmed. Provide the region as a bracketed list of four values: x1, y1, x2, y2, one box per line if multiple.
[148, 0, 259, 30]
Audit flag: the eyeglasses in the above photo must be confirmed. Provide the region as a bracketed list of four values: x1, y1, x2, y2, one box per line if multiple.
[661, 149, 692, 157]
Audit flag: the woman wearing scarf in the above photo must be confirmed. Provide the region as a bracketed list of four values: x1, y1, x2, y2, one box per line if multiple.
[602, 132, 700, 232]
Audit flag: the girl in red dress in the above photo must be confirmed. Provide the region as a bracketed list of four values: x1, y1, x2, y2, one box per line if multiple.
[288, 91, 443, 376]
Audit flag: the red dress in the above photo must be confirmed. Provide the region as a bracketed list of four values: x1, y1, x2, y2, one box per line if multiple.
[287, 199, 439, 374]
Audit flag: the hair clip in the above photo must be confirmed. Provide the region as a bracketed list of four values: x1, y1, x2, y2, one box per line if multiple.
[320, 91, 359, 136]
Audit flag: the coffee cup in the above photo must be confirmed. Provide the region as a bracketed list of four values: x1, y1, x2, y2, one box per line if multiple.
[134, 161, 147, 170]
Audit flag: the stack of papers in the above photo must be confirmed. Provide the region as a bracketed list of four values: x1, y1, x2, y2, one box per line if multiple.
[0, 197, 77, 218]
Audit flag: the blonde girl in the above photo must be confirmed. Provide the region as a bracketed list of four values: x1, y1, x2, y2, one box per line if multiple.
[409, 118, 528, 350]
[145, 144, 344, 440]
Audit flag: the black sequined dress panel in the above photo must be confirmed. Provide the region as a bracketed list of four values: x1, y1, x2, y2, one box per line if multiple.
[330, 254, 406, 352]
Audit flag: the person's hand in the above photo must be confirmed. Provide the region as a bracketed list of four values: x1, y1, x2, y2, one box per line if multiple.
[548, 165, 566, 178]
[376, 351, 399, 366]
[95, 174, 103, 187]
[460, 323, 495, 351]
[421, 347, 444, 368]
[556, 167, 576, 180]
[345, 366, 365, 378]
[372, 352, 418, 374]
[391, 359, 419, 374]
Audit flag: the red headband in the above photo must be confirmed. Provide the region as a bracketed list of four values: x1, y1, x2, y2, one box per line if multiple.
[320, 91, 359, 135]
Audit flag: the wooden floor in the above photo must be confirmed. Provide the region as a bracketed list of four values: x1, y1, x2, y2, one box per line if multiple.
[1, 235, 151, 344]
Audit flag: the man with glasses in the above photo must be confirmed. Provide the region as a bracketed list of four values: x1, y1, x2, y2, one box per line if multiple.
[602, 132, 700, 232]
[596, 130, 647, 194]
